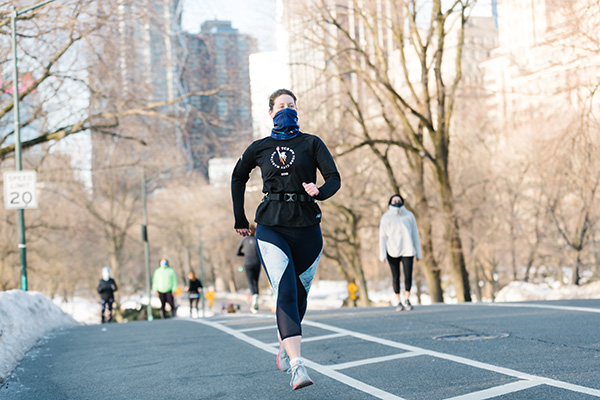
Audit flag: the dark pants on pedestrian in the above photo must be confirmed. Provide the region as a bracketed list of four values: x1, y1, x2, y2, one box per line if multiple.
[245, 264, 261, 295]
[158, 292, 176, 319]
[386, 255, 414, 294]
[101, 298, 113, 323]
[189, 294, 200, 314]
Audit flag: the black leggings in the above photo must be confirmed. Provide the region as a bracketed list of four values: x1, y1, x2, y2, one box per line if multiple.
[387, 255, 414, 294]
[256, 224, 322, 341]
[189, 295, 199, 311]
[101, 298, 113, 323]
[244, 264, 261, 295]
[158, 292, 176, 318]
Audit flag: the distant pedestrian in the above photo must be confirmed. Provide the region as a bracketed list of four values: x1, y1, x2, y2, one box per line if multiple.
[185, 271, 203, 317]
[236, 224, 261, 313]
[152, 258, 178, 318]
[97, 266, 118, 323]
[379, 194, 421, 311]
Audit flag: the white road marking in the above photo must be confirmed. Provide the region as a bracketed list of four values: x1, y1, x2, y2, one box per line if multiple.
[303, 332, 347, 343]
[238, 325, 277, 333]
[478, 302, 600, 313]
[329, 352, 421, 370]
[303, 319, 600, 398]
[190, 317, 406, 400]
[443, 380, 543, 400]
[267, 332, 347, 346]
[189, 315, 600, 399]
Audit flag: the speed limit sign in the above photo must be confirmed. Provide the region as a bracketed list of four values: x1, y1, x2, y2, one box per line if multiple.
[4, 170, 38, 210]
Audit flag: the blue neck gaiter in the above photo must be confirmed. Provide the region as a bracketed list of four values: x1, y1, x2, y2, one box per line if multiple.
[271, 108, 299, 140]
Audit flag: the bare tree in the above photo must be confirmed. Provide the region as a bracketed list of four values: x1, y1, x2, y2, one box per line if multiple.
[284, 0, 479, 301]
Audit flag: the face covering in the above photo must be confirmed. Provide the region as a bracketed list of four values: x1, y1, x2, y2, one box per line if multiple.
[390, 202, 403, 208]
[102, 266, 110, 281]
[271, 108, 299, 140]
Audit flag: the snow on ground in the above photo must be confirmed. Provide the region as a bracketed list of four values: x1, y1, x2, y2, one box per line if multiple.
[495, 281, 600, 302]
[0, 290, 79, 384]
[1, 280, 599, 385]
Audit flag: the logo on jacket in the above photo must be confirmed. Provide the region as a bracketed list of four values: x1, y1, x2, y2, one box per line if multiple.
[270, 146, 296, 169]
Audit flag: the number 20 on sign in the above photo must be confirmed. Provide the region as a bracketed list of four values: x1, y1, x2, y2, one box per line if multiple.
[3, 170, 38, 210]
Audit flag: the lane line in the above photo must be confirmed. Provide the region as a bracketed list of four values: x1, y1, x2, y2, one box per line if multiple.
[329, 352, 421, 371]
[190, 318, 406, 400]
[189, 315, 600, 398]
[267, 332, 347, 346]
[303, 319, 600, 397]
[443, 380, 543, 400]
[478, 302, 600, 314]
[238, 325, 277, 333]
[303, 332, 347, 343]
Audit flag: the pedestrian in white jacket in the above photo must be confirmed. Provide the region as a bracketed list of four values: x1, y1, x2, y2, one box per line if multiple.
[379, 194, 421, 311]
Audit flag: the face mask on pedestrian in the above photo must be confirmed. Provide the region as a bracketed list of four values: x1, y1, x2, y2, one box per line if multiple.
[102, 266, 110, 281]
[271, 108, 299, 140]
[390, 200, 403, 208]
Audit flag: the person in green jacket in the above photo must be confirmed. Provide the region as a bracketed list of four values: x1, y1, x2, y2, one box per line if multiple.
[152, 258, 178, 318]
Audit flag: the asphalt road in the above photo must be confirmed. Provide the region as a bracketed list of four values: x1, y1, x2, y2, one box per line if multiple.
[2, 299, 599, 399]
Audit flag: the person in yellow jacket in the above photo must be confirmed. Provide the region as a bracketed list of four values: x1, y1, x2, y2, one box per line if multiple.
[152, 258, 178, 318]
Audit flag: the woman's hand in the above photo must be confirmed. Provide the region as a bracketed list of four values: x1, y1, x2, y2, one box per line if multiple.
[302, 182, 319, 197]
[236, 228, 251, 237]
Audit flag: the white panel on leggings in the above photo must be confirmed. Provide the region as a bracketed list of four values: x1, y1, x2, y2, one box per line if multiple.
[299, 249, 322, 293]
[257, 239, 289, 297]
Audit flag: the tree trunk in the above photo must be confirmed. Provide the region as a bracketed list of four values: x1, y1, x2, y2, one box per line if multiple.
[573, 251, 581, 285]
[412, 151, 444, 302]
[438, 171, 472, 302]
[352, 255, 371, 307]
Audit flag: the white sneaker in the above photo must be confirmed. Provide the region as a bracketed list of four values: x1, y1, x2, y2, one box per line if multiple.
[288, 360, 313, 390]
[277, 338, 290, 371]
[250, 294, 259, 314]
[404, 299, 413, 311]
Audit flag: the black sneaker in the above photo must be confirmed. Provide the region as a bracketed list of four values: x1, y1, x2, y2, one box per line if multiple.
[404, 299, 413, 311]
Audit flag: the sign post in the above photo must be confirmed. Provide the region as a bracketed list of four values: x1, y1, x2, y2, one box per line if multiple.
[9, 0, 57, 290]
[3, 170, 38, 291]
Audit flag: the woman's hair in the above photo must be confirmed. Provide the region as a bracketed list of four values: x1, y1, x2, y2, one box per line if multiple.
[388, 194, 404, 206]
[268, 89, 297, 111]
[188, 270, 196, 279]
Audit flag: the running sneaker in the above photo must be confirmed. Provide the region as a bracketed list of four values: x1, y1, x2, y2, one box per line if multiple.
[404, 299, 413, 311]
[277, 339, 291, 371]
[395, 303, 405, 312]
[288, 361, 313, 390]
[251, 294, 259, 314]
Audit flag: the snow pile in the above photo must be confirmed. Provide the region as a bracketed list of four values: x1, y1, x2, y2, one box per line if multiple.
[0, 290, 79, 384]
[53, 296, 102, 325]
[495, 281, 600, 302]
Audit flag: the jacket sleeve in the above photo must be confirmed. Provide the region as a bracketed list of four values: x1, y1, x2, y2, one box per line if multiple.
[379, 216, 388, 261]
[411, 214, 422, 260]
[236, 239, 245, 256]
[111, 279, 118, 292]
[171, 270, 178, 293]
[151, 270, 158, 292]
[231, 144, 258, 229]
[312, 137, 341, 201]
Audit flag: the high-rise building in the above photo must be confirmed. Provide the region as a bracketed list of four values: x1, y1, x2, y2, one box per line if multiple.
[180, 20, 257, 174]
[480, 0, 600, 139]
[89, 0, 185, 182]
